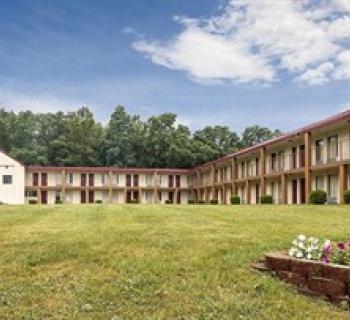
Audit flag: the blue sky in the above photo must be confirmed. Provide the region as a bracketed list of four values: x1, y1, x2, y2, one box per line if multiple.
[0, 0, 349, 133]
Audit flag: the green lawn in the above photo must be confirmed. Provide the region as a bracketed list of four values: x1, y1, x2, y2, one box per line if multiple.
[1, 205, 350, 319]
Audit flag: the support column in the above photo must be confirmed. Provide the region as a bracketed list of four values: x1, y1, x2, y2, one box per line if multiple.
[62, 169, 66, 204]
[153, 171, 158, 204]
[108, 170, 113, 203]
[196, 170, 201, 201]
[339, 164, 347, 204]
[281, 174, 288, 204]
[260, 148, 266, 196]
[211, 165, 215, 200]
[245, 180, 250, 204]
[231, 158, 236, 195]
[304, 132, 312, 203]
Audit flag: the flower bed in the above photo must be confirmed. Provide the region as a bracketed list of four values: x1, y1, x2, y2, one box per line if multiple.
[252, 235, 350, 307]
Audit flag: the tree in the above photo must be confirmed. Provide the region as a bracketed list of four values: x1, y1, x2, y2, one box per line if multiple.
[0, 108, 16, 153]
[193, 126, 241, 159]
[104, 106, 144, 167]
[241, 125, 282, 148]
[63, 107, 103, 166]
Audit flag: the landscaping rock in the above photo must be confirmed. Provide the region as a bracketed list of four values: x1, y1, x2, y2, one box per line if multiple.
[290, 259, 322, 277]
[308, 276, 346, 297]
[277, 271, 307, 287]
[265, 253, 291, 271]
[322, 264, 350, 283]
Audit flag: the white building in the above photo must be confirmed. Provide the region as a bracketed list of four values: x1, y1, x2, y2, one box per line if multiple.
[0, 150, 25, 204]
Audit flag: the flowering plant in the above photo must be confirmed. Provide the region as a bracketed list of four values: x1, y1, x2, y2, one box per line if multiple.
[322, 240, 350, 265]
[289, 235, 350, 266]
[288, 235, 324, 260]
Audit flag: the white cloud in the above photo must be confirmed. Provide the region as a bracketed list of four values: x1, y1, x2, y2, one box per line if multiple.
[132, 0, 350, 86]
[298, 62, 334, 85]
[334, 50, 350, 80]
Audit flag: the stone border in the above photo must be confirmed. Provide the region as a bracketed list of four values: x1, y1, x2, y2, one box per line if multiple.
[252, 252, 350, 307]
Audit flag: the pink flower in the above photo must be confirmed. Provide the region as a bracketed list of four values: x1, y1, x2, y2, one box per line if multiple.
[322, 256, 330, 263]
[338, 242, 345, 250]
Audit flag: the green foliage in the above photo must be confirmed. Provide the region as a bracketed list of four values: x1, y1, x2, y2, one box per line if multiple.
[55, 199, 63, 204]
[187, 199, 196, 204]
[198, 200, 205, 204]
[344, 190, 350, 204]
[260, 195, 273, 204]
[309, 190, 327, 204]
[230, 195, 240, 204]
[165, 199, 173, 204]
[0, 106, 281, 168]
[241, 125, 282, 148]
[95, 200, 103, 204]
[209, 199, 218, 205]
[128, 199, 139, 204]
[28, 199, 37, 204]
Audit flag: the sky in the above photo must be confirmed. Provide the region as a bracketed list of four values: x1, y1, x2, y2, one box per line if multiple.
[0, 0, 349, 133]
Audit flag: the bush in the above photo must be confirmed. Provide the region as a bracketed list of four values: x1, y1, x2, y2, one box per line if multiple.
[188, 199, 196, 204]
[344, 190, 350, 204]
[129, 199, 139, 204]
[55, 199, 63, 204]
[198, 200, 205, 204]
[29, 199, 37, 205]
[95, 200, 103, 204]
[209, 199, 218, 205]
[260, 195, 273, 204]
[309, 190, 327, 204]
[165, 199, 173, 204]
[230, 195, 240, 205]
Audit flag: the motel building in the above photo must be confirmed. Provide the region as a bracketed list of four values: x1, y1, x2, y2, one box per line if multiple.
[0, 110, 350, 205]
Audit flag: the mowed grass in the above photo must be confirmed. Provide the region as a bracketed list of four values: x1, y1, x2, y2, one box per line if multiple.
[1, 205, 350, 319]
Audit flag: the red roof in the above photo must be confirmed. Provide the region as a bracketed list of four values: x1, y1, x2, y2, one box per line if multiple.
[26, 166, 191, 174]
[195, 108, 350, 169]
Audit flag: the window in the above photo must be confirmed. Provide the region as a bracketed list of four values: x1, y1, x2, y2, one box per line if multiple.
[146, 191, 153, 203]
[316, 176, 324, 190]
[146, 174, 153, 187]
[271, 153, 277, 171]
[66, 173, 73, 185]
[328, 135, 338, 162]
[26, 190, 37, 197]
[55, 191, 62, 202]
[315, 140, 324, 164]
[2, 175, 12, 184]
[278, 151, 284, 171]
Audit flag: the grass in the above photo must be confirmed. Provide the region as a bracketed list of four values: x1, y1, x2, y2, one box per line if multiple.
[0, 205, 350, 319]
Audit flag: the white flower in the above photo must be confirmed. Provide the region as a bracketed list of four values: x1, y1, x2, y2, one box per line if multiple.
[298, 242, 305, 249]
[307, 253, 312, 260]
[292, 240, 298, 246]
[289, 248, 297, 257]
[296, 251, 303, 258]
[298, 235, 306, 241]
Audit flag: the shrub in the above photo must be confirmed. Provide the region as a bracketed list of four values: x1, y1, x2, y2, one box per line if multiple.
[165, 199, 173, 204]
[230, 195, 240, 205]
[209, 199, 218, 205]
[129, 199, 139, 204]
[198, 200, 205, 204]
[344, 190, 350, 204]
[260, 195, 273, 204]
[309, 190, 327, 204]
[29, 199, 37, 205]
[95, 200, 103, 204]
[55, 199, 63, 204]
[187, 199, 196, 204]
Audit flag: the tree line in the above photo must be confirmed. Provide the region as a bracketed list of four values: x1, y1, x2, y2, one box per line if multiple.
[0, 106, 282, 168]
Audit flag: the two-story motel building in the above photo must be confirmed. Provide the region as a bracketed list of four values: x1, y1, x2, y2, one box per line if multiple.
[1, 109, 350, 205]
